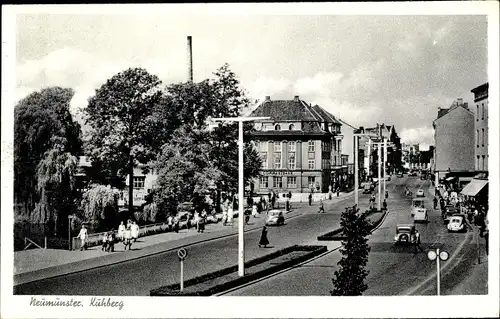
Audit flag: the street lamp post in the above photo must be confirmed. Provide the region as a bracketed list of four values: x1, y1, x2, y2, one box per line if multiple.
[211, 116, 270, 277]
[427, 248, 449, 295]
[354, 128, 381, 208]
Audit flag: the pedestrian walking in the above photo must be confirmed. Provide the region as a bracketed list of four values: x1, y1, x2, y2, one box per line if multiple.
[258, 226, 270, 248]
[198, 216, 206, 233]
[77, 225, 88, 251]
[131, 221, 139, 242]
[308, 193, 313, 206]
[101, 232, 108, 251]
[385, 190, 388, 199]
[382, 199, 387, 211]
[123, 224, 132, 250]
[167, 215, 173, 232]
[414, 230, 424, 253]
[118, 221, 125, 242]
[107, 230, 116, 252]
[173, 215, 180, 233]
[433, 196, 438, 210]
[252, 204, 258, 217]
[318, 199, 325, 213]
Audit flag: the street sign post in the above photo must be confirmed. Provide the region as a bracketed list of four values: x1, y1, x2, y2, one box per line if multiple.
[177, 248, 188, 291]
[427, 248, 449, 295]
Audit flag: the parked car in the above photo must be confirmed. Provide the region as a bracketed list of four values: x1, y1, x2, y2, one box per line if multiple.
[265, 209, 285, 226]
[447, 214, 467, 233]
[206, 213, 221, 224]
[442, 205, 458, 224]
[416, 189, 425, 197]
[394, 224, 418, 245]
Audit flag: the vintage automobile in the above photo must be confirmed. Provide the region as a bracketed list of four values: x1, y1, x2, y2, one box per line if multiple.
[447, 214, 467, 233]
[413, 207, 429, 223]
[442, 205, 458, 224]
[416, 189, 425, 197]
[394, 224, 418, 245]
[411, 198, 426, 214]
[265, 209, 285, 226]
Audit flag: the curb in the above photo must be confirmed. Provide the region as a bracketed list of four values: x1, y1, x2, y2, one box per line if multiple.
[150, 245, 327, 296]
[317, 209, 389, 241]
[14, 210, 304, 286]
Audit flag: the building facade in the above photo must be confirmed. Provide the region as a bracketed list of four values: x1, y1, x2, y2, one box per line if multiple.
[471, 83, 489, 172]
[433, 98, 475, 185]
[250, 95, 342, 194]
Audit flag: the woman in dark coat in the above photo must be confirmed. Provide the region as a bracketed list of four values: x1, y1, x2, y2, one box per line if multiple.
[259, 226, 270, 248]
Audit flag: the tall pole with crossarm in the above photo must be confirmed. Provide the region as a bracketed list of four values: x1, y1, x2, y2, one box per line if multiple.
[211, 116, 270, 277]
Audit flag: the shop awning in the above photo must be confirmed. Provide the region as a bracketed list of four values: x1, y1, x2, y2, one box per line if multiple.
[460, 179, 488, 197]
[459, 177, 474, 183]
[446, 177, 455, 181]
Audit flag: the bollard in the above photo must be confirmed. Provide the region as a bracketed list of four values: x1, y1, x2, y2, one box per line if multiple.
[44, 237, 47, 249]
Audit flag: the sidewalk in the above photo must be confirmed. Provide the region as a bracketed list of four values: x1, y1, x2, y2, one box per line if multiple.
[14, 189, 358, 285]
[448, 257, 488, 295]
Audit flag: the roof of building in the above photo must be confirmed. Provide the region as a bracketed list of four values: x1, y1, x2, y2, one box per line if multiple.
[437, 108, 450, 119]
[250, 97, 341, 124]
[471, 82, 489, 94]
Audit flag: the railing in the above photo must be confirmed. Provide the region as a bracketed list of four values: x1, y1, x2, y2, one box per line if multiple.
[24, 237, 47, 250]
[71, 221, 175, 251]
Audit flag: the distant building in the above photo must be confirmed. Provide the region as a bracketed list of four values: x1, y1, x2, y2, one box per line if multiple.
[121, 166, 158, 208]
[471, 82, 489, 172]
[362, 124, 402, 176]
[249, 95, 342, 194]
[433, 98, 475, 187]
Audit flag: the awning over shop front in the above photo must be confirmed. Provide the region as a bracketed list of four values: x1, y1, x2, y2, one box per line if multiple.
[446, 177, 455, 181]
[460, 179, 488, 197]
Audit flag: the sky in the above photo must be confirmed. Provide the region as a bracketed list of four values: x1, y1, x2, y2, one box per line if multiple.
[15, 13, 488, 152]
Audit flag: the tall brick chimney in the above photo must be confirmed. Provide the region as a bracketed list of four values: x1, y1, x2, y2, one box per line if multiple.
[294, 95, 300, 102]
[457, 97, 463, 106]
[187, 36, 193, 82]
[265, 96, 271, 101]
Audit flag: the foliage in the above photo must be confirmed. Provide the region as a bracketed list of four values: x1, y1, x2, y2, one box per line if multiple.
[80, 184, 118, 230]
[84, 68, 165, 212]
[31, 138, 79, 233]
[14, 87, 82, 216]
[151, 64, 262, 216]
[331, 206, 372, 296]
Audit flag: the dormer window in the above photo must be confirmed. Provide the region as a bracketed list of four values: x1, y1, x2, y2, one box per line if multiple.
[275, 124, 281, 131]
[289, 124, 294, 130]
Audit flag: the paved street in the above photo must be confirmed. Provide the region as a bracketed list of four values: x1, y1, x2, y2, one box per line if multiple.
[14, 191, 360, 295]
[225, 176, 487, 296]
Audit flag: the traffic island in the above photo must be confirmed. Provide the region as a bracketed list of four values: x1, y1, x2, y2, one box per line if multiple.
[150, 245, 327, 296]
[317, 209, 388, 241]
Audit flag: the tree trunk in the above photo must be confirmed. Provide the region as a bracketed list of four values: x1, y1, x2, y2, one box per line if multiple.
[128, 155, 134, 217]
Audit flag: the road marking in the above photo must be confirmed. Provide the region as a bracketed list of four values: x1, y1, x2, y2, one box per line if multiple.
[403, 231, 473, 296]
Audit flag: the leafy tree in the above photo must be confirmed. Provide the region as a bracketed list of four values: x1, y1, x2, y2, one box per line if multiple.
[80, 184, 118, 231]
[33, 137, 79, 235]
[84, 68, 164, 214]
[14, 87, 82, 218]
[331, 206, 372, 296]
[153, 126, 223, 216]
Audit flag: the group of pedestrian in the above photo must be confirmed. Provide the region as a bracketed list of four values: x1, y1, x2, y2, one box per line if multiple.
[118, 220, 139, 251]
[101, 229, 116, 252]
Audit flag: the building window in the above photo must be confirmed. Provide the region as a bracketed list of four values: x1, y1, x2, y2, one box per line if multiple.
[308, 152, 315, 159]
[287, 177, 297, 188]
[275, 124, 281, 131]
[308, 141, 315, 152]
[273, 176, 283, 188]
[477, 155, 480, 170]
[477, 129, 479, 147]
[308, 159, 315, 169]
[307, 176, 316, 188]
[274, 141, 281, 152]
[289, 124, 295, 130]
[259, 141, 268, 152]
[133, 176, 145, 188]
[274, 152, 281, 169]
[259, 176, 268, 188]
[288, 141, 295, 152]
[482, 103, 484, 120]
[482, 128, 485, 146]
[482, 155, 485, 171]
[261, 152, 268, 169]
[288, 153, 296, 170]
[476, 105, 479, 121]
